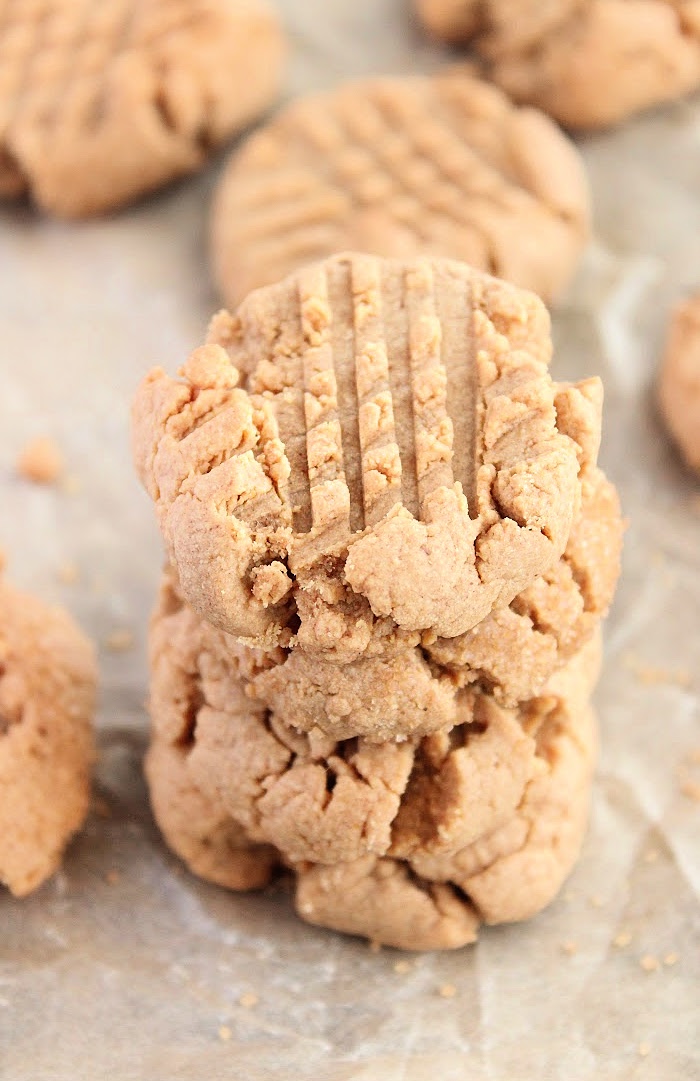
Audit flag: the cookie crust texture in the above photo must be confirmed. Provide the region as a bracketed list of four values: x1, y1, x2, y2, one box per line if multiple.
[146, 579, 600, 948]
[133, 253, 615, 674]
[415, 0, 700, 130]
[211, 69, 590, 306]
[658, 292, 700, 472]
[0, 0, 285, 216]
[0, 577, 96, 897]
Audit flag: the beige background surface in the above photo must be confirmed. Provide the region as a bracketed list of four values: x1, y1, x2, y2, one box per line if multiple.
[1, 2, 699, 1078]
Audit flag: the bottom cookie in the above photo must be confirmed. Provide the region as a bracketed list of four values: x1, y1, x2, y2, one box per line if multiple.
[146, 625, 597, 948]
[0, 578, 96, 897]
[296, 703, 596, 950]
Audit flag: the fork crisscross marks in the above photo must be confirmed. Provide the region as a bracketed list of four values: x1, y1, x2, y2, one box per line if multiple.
[351, 255, 403, 527]
[297, 263, 352, 539]
[405, 261, 455, 509]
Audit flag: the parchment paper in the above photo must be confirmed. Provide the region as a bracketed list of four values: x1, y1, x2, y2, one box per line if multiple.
[1, 2, 699, 1078]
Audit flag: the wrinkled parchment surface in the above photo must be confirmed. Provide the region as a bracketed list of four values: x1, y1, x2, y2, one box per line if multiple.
[1, 2, 698, 1078]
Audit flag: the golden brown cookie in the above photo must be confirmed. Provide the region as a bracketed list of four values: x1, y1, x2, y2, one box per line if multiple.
[132, 253, 587, 650]
[658, 292, 700, 473]
[146, 740, 278, 891]
[210, 69, 590, 305]
[416, 0, 700, 130]
[0, 577, 96, 897]
[296, 699, 597, 950]
[0, 0, 285, 217]
[147, 567, 599, 871]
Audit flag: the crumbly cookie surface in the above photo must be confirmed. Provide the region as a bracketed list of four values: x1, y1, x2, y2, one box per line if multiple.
[658, 292, 700, 472]
[0, 0, 284, 216]
[146, 586, 598, 947]
[147, 566, 599, 871]
[296, 698, 597, 950]
[211, 69, 590, 305]
[416, 0, 700, 129]
[0, 577, 96, 897]
[133, 253, 587, 650]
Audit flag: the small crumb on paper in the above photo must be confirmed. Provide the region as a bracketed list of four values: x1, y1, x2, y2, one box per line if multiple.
[613, 930, 632, 948]
[218, 1025, 231, 1042]
[238, 992, 258, 1009]
[622, 653, 691, 688]
[60, 474, 82, 496]
[638, 1042, 651, 1058]
[560, 940, 578, 956]
[663, 952, 679, 967]
[17, 436, 64, 484]
[93, 797, 111, 818]
[393, 960, 412, 975]
[105, 629, 134, 652]
[438, 984, 457, 999]
[588, 894, 604, 908]
[643, 849, 659, 864]
[57, 562, 79, 585]
[680, 779, 700, 803]
[639, 955, 660, 973]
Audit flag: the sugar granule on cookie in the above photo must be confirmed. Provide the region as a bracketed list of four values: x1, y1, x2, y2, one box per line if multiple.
[211, 69, 590, 306]
[17, 436, 64, 484]
[0, 576, 96, 897]
[415, 0, 700, 130]
[658, 292, 700, 473]
[0, 0, 285, 217]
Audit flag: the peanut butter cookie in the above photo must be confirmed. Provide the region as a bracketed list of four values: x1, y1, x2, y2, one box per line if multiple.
[132, 254, 587, 650]
[658, 292, 700, 472]
[0, 577, 96, 897]
[0, 0, 285, 216]
[210, 69, 590, 305]
[415, 0, 700, 130]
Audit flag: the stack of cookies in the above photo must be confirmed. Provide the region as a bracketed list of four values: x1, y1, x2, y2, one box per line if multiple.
[132, 252, 623, 949]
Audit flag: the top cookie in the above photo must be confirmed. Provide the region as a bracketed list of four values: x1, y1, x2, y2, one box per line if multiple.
[211, 69, 590, 306]
[0, 0, 285, 216]
[133, 253, 586, 648]
[415, 0, 700, 129]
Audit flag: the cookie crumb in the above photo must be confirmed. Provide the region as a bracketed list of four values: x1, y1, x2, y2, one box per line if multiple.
[613, 930, 632, 949]
[393, 960, 412, 975]
[57, 562, 79, 585]
[438, 983, 457, 999]
[638, 1042, 651, 1058]
[218, 1025, 232, 1042]
[588, 894, 604, 908]
[663, 952, 679, 967]
[93, 797, 112, 818]
[105, 629, 134, 653]
[105, 869, 120, 886]
[639, 954, 660, 973]
[622, 654, 691, 688]
[643, 849, 659, 864]
[17, 437, 64, 484]
[238, 992, 259, 1009]
[60, 474, 82, 497]
[560, 940, 579, 956]
[680, 779, 700, 803]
